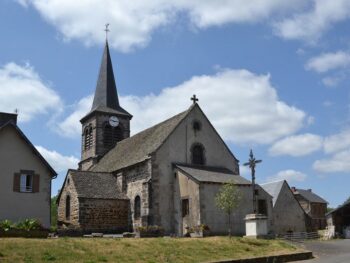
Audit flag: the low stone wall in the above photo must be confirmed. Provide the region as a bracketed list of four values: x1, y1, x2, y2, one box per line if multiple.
[79, 198, 129, 233]
[209, 251, 313, 263]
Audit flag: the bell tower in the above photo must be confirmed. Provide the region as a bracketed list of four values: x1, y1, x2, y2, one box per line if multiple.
[79, 40, 132, 170]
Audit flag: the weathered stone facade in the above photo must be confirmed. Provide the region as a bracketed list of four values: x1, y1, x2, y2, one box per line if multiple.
[79, 198, 129, 232]
[57, 171, 130, 233]
[116, 160, 152, 230]
[261, 181, 307, 235]
[57, 174, 80, 228]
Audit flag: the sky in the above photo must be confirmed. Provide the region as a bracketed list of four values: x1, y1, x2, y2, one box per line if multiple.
[1, 0, 350, 208]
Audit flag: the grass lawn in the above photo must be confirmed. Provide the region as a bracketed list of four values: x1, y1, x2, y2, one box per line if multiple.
[0, 236, 301, 263]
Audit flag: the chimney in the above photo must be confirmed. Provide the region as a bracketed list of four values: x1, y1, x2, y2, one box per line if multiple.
[0, 112, 18, 127]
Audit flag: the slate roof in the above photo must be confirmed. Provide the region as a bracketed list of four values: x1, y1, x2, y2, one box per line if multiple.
[326, 200, 350, 216]
[295, 188, 327, 204]
[0, 121, 57, 177]
[175, 164, 251, 185]
[81, 41, 132, 122]
[69, 170, 128, 199]
[260, 180, 285, 206]
[92, 107, 192, 172]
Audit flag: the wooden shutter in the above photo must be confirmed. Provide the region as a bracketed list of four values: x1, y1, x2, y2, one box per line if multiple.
[32, 174, 40, 193]
[13, 173, 20, 192]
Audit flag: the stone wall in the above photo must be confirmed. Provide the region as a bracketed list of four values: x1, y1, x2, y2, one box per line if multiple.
[174, 170, 200, 236]
[153, 105, 240, 234]
[57, 173, 80, 228]
[79, 198, 129, 233]
[272, 182, 306, 234]
[199, 183, 273, 236]
[117, 160, 152, 230]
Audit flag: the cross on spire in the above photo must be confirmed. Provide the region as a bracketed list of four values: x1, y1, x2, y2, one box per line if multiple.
[104, 23, 110, 41]
[191, 94, 198, 104]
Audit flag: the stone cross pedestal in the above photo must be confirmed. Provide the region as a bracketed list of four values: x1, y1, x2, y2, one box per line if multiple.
[244, 214, 268, 238]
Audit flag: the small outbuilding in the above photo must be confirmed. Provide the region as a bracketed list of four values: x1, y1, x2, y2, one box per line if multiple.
[326, 201, 350, 237]
[291, 187, 328, 230]
[57, 170, 129, 234]
[260, 180, 306, 235]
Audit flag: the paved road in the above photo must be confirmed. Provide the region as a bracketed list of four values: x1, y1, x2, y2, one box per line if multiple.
[294, 239, 350, 263]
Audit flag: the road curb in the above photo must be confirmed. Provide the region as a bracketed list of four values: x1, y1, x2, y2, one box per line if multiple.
[208, 251, 313, 263]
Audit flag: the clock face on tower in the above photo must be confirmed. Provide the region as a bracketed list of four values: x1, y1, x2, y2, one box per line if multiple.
[109, 116, 119, 127]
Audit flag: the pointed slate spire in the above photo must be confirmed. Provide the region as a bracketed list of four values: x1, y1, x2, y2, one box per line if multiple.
[91, 41, 119, 111]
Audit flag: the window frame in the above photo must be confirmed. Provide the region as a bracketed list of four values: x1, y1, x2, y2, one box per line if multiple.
[20, 173, 33, 193]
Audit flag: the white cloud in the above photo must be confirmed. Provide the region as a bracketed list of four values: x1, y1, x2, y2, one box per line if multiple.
[324, 129, 350, 154]
[57, 68, 306, 144]
[0, 62, 62, 122]
[57, 95, 93, 137]
[267, 169, 307, 183]
[35, 145, 79, 173]
[274, 0, 350, 43]
[19, 0, 305, 52]
[322, 76, 343, 87]
[305, 51, 350, 73]
[269, 133, 323, 157]
[313, 150, 350, 173]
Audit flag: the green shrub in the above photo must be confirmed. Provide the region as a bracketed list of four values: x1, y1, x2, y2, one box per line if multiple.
[15, 219, 44, 231]
[0, 220, 14, 231]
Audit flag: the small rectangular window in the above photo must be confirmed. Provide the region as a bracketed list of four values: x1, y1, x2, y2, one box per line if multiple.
[20, 174, 33, 192]
[182, 199, 189, 217]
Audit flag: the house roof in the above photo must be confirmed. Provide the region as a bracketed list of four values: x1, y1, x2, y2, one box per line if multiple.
[326, 200, 350, 216]
[294, 188, 327, 204]
[175, 164, 251, 185]
[260, 180, 285, 206]
[92, 106, 192, 172]
[0, 121, 57, 177]
[69, 170, 128, 199]
[81, 41, 132, 122]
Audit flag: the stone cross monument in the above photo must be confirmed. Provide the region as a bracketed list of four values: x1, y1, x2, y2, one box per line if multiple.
[243, 149, 268, 238]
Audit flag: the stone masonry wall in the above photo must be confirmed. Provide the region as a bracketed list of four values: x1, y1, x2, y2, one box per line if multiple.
[57, 174, 80, 228]
[79, 198, 129, 233]
[117, 160, 152, 230]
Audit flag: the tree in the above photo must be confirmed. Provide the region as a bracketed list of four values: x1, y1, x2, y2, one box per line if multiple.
[215, 180, 242, 237]
[51, 196, 58, 230]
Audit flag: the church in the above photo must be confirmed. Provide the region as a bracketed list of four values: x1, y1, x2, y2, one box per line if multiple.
[57, 40, 273, 236]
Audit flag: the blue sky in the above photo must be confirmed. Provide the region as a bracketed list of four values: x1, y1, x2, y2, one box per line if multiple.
[1, 0, 350, 207]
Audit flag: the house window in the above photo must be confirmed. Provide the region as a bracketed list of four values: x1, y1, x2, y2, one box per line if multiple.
[258, 199, 267, 216]
[20, 174, 33, 192]
[182, 199, 189, 217]
[191, 144, 205, 165]
[66, 195, 71, 220]
[134, 196, 141, 219]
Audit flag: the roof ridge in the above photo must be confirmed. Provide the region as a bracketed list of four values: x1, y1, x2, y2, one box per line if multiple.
[260, 179, 285, 185]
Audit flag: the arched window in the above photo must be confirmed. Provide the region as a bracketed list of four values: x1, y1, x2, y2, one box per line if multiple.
[84, 126, 92, 150]
[191, 144, 205, 165]
[65, 195, 71, 220]
[134, 196, 141, 219]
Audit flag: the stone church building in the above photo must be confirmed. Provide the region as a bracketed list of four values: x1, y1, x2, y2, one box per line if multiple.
[57, 41, 273, 236]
